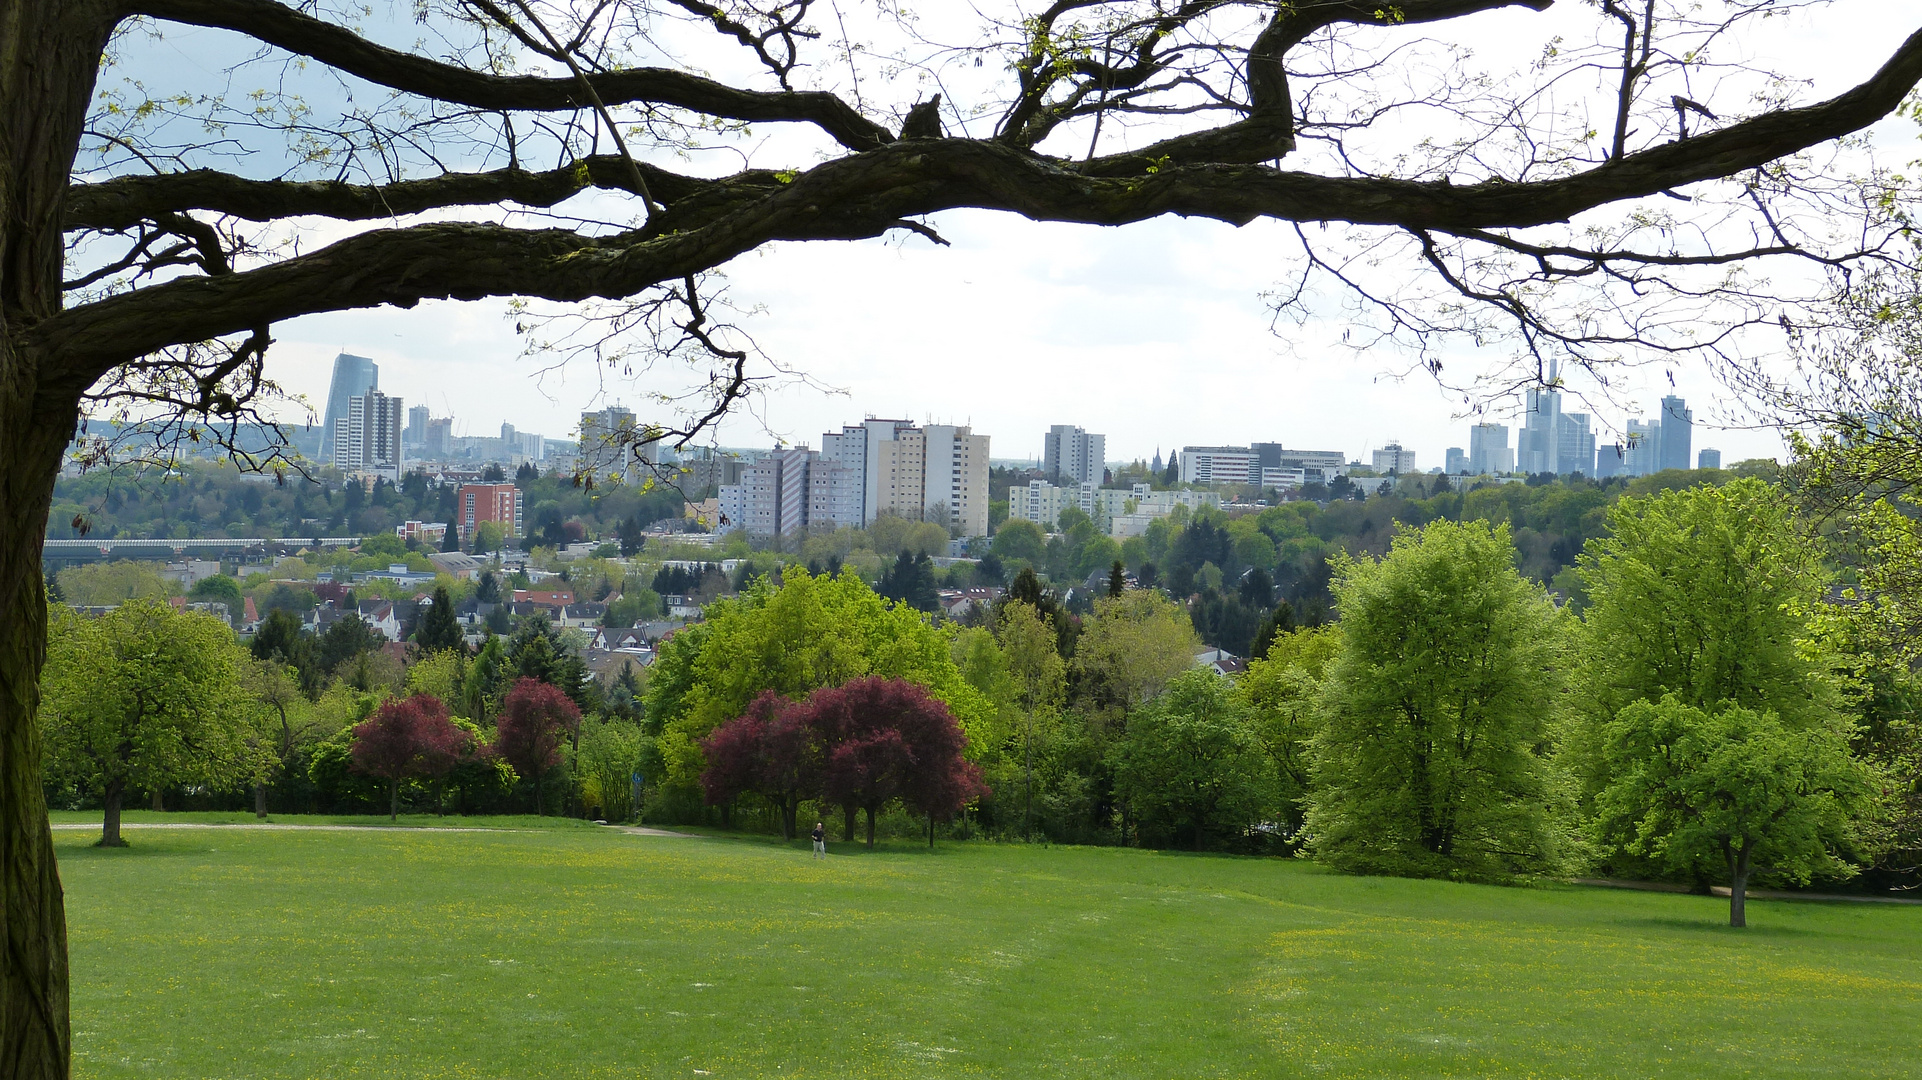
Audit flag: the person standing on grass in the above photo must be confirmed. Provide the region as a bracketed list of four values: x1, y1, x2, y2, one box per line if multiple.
[811, 822, 826, 858]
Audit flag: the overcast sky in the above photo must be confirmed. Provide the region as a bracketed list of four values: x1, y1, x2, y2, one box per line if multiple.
[127, 1, 1919, 469]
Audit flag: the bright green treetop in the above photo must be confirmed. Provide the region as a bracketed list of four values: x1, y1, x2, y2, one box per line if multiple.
[1596, 696, 1878, 926]
[1577, 477, 1835, 725]
[41, 600, 265, 845]
[1305, 519, 1573, 882]
[1116, 668, 1277, 851]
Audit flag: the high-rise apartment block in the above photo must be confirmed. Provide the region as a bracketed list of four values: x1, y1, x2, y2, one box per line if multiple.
[1044, 425, 1106, 486]
[456, 483, 523, 543]
[577, 405, 649, 484]
[1372, 441, 1417, 474]
[819, 419, 990, 536]
[1467, 423, 1513, 475]
[332, 389, 404, 482]
[423, 417, 453, 458]
[320, 353, 378, 458]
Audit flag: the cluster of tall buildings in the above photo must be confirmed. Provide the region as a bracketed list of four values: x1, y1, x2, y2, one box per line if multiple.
[320, 352, 570, 478]
[1442, 391, 1709, 479]
[711, 419, 992, 541]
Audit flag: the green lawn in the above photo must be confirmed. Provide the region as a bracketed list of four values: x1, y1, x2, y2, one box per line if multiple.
[55, 822, 1922, 1079]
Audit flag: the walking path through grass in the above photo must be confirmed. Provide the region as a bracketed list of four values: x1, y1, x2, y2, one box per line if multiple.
[55, 820, 1922, 1079]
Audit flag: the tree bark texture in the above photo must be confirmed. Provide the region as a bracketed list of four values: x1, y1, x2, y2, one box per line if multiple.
[253, 782, 266, 819]
[1, 3, 123, 1071]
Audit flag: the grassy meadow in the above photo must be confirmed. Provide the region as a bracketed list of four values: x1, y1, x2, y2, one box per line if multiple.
[53, 818, 1922, 1079]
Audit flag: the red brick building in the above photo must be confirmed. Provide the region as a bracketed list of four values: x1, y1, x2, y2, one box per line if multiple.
[456, 483, 523, 544]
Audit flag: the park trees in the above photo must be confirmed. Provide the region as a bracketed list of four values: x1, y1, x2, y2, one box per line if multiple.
[348, 693, 471, 821]
[1072, 590, 1200, 715]
[1305, 520, 1572, 882]
[40, 601, 262, 846]
[1115, 669, 1275, 851]
[0, 0, 1918, 1067]
[1238, 625, 1342, 842]
[805, 678, 987, 848]
[495, 678, 582, 815]
[1595, 698, 1878, 927]
[699, 691, 818, 840]
[999, 601, 1066, 840]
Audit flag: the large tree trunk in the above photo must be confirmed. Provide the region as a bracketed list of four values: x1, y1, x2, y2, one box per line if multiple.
[388, 778, 398, 823]
[97, 784, 123, 849]
[253, 782, 266, 819]
[0, 0, 106, 1054]
[842, 803, 856, 843]
[864, 804, 876, 849]
[779, 797, 796, 841]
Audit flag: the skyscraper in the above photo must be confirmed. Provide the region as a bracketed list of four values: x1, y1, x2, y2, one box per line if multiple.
[320, 353, 377, 458]
[1043, 425, 1106, 486]
[1445, 447, 1468, 475]
[1698, 448, 1722, 470]
[1518, 386, 1562, 475]
[577, 405, 646, 483]
[1556, 411, 1597, 477]
[1467, 422, 1512, 475]
[404, 404, 430, 447]
[1657, 395, 1692, 473]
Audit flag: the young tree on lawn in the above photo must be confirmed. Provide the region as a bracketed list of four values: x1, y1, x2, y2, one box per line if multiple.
[1305, 520, 1573, 882]
[807, 677, 987, 848]
[349, 693, 469, 821]
[700, 691, 818, 840]
[2, 2, 1919, 1069]
[1596, 697, 1878, 927]
[40, 601, 261, 847]
[495, 678, 582, 815]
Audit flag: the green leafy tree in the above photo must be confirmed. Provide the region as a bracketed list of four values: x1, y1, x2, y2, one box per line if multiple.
[187, 573, 243, 614]
[1238, 625, 1341, 842]
[1305, 519, 1572, 882]
[1000, 601, 1066, 839]
[414, 586, 466, 654]
[1577, 478, 1835, 727]
[1116, 669, 1276, 850]
[55, 560, 175, 606]
[1072, 590, 1198, 715]
[1596, 697, 1878, 926]
[991, 519, 1046, 565]
[40, 602, 262, 845]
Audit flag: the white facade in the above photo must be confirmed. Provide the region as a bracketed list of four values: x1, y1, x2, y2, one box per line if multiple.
[1044, 425, 1106, 486]
[823, 419, 990, 536]
[1179, 446, 1257, 486]
[333, 389, 404, 482]
[1372, 441, 1417, 474]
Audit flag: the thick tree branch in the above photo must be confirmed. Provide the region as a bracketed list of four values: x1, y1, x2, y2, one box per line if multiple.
[130, 0, 895, 150]
[41, 21, 1922, 394]
[65, 158, 780, 231]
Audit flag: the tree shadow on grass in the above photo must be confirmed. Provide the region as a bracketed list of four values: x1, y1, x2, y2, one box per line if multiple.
[1612, 915, 1822, 939]
[53, 837, 210, 861]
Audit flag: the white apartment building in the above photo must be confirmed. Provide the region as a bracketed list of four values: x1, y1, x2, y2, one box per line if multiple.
[332, 389, 404, 482]
[1043, 425, 1106, 486]
[821, 419, 990, 537]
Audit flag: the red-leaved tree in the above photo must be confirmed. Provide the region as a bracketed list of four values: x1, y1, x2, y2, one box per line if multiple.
[350, 694, 470, 821]
[700, 691, 818, 840]
[495, 678, 581, 815]
[804, 678, 987, 849]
